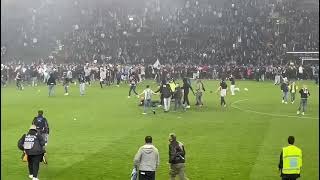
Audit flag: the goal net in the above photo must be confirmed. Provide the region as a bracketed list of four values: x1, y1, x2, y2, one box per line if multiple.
[286, 52, 319, 65]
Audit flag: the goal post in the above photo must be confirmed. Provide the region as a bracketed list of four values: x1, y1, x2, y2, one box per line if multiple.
[286, 51, 319, 65]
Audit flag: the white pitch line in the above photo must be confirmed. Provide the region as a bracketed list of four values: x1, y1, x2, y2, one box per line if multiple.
[231, 99, 319, 120]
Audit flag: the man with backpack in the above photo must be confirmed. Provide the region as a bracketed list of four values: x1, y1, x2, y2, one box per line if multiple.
[169, 133, 188, 180]
[18, 125, 46, 180]
[173, 83, 184, 111]
[195, 79, 205, 106]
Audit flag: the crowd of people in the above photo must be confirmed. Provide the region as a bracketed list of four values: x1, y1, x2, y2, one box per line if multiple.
[1, 61, 319, 88]
[2, 0, 319, 65]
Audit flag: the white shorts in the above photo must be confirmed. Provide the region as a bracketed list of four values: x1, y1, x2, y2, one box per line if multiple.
[221, 89, 227, 97]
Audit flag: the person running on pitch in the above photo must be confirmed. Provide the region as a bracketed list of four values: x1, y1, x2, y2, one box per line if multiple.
[32, 110, 49, 164]
[62, 72, 70, 96]
[297, 85, 310, 115]
[139, 85, 158, 115]
[99, 67, 106, 88]
[182, 78, 195, 109]
[195, 79, 205, 106]
[216, 79, 228, 108]
[229, 74, 240, 95]
[16, 72, 24, 90]
[128, 73, 139, 98]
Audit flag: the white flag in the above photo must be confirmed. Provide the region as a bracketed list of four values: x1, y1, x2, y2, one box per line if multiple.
[153, 59, 161, 69]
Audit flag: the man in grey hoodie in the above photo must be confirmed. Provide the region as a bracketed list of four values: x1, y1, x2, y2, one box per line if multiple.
[134, 136, 160, 180]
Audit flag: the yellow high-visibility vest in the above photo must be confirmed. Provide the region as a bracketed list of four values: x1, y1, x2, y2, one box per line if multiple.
[289, 84, 298, 93]
[282, 145, 302, 175]
[169, 82, 176, 92]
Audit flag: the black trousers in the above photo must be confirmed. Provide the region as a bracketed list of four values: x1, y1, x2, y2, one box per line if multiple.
[282, 177, 297, 180]
[139, 171, 155, 180]
[183, 92, 190, 105]
[27, 154, 43, 178]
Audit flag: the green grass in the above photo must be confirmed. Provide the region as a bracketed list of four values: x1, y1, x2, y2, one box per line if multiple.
[1, 80, 319, 180]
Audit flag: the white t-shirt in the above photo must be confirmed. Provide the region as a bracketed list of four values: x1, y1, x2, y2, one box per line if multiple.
[299, 66, 303, 74]
[100, 70, 106, 81]
[220, 89, 227, 97]
[143, 88, 153, 100]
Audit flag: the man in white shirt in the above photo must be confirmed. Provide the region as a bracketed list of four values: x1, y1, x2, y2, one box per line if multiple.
[139, 85, 157, 114]
[99, 67, 106, 88]
[298, 65, 303, 80]
[84, 66, 91, 85]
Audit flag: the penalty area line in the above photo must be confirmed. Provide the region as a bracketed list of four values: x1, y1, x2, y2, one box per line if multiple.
[231, 99, 318, 120]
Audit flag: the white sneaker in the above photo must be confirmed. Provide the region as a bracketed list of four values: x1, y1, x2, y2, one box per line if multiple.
[29, 175, 33, 179]
[297, 111, 300, 115]
[291, 101, 294, 104]
[64, 93, 69, 96]
[282, 100, 284, 103]
[186, 106, 191, 109]
[285, 102, 288, 104]
[142, 113, 147, 115]
[32, 178, 39, 180]
[302, 112, 304, 115]
[128, 96, 131, 98]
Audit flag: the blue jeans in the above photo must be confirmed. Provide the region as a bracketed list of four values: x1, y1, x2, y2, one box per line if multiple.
[196, 92, 203, 105]
[48, 85, 55, 96]
[282, 91, 288, 102]
[174, 98, 182, 111]
[144, 99, 151, 113]
[290, 93, 296, 102]
[298, 99, 307, 112]
[129, 85, 138, 96]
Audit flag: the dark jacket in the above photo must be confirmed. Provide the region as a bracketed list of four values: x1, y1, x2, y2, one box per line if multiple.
[18, 129, 45, 155]
[156, 84, 173, 98]
[182, 82, 194, 94]
[79, 74, 85, 83]
[229, 77, 235, 85]
[32, 115, 49, 134]
[220, 81, 228, 89]
[47, 75, 56, 85]
[299, 88, 310, 99]
[169, 140, 186, 164]
[281, 83, 288, 92]
[173, 86, 183, 100]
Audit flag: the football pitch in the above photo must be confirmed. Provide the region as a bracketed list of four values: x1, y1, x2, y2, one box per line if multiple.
[1, 80, 319, 180]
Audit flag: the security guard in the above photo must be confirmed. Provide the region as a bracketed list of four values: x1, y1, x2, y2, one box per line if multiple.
[18, 125, 46, 180]
[278, 136, 302, 180]
[288, 81, 298, 104]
